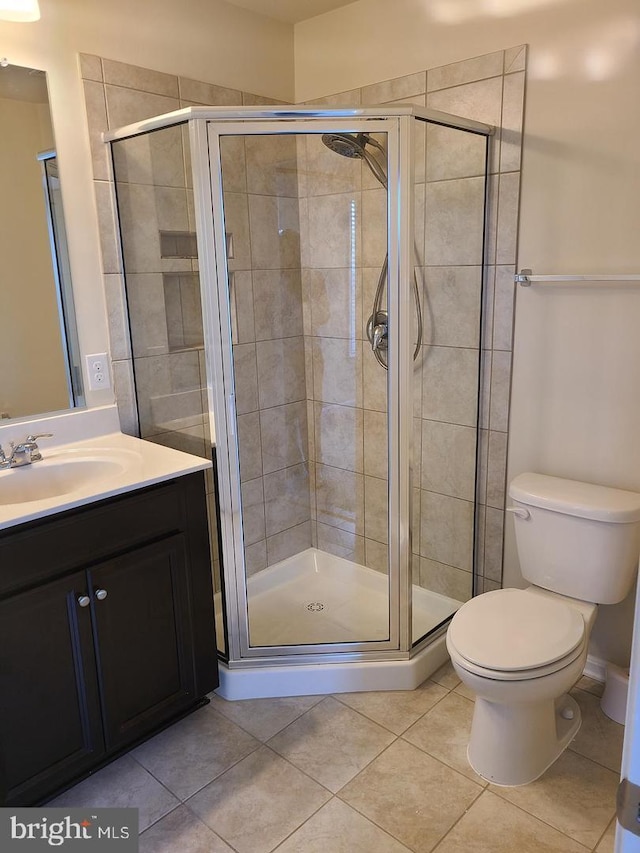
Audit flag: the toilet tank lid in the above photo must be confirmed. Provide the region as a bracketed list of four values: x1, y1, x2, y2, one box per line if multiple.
[509, 473, 640, 523]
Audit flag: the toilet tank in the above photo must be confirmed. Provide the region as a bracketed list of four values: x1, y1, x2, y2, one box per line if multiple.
[509, 473, 640, 604]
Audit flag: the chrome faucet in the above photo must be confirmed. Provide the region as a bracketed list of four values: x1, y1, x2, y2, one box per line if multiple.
[0, 433, 53, 469]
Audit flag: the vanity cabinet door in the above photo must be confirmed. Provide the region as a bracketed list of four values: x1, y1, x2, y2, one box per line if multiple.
[0, 571, 104, 805]
[88, 535, 197, 752]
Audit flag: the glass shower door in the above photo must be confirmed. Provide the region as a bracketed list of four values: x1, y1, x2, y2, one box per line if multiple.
[207, 120, 400, 655]
[411, 118, 489, 646]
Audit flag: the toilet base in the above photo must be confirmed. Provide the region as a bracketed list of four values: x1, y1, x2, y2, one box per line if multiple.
[467, 693, 581, 786]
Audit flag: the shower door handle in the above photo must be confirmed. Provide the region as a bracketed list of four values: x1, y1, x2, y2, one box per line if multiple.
[227, 394, 236, 437]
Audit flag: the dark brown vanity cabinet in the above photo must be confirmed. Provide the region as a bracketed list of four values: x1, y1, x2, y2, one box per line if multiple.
[0, 472, 218, 806]
[0, 569, 105, 805]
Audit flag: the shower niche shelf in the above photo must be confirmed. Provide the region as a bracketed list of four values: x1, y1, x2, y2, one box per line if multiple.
[159, 230, 198, 259]
[163, 271, 204, 350]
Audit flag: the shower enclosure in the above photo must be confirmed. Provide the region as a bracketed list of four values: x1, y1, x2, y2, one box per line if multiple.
[107, 105, 491, 698]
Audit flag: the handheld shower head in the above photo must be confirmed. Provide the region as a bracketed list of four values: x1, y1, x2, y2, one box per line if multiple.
[321, 131, 388, 189]
[321, 132, 369, 159]
[319, 130, 421, 369]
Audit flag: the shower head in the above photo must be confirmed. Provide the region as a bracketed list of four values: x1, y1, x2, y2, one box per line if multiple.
[321, 132, 388, 189]
[321, 132, 370, 159]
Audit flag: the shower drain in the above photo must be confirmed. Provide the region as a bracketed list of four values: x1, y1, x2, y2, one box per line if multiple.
[306, 602, 324, 612]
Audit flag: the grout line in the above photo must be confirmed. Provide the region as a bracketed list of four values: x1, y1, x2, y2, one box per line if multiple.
[485, 787, 595, 851]
[136, 801, 182, 837]
[212, 698, 322, 743]
[260, 741, 343, 796]
[566, 742, 622, 777]
[269, 795, 336, 851]
[591, 815, 616, 852]
[429, 785, 487, 852]
[331, 733, 485, 849]
[131, 740, 264, 808]
[179, 798, 244, 853]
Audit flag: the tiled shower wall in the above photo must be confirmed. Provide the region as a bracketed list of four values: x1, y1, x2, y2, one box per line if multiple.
[297, 133, 390, 572]
[80, 53, 285, 589]
[297, 118, 486, 596]
[82, 46, 524, 595]
[220, 134, 312, 574]
[304, 46, 526, 595]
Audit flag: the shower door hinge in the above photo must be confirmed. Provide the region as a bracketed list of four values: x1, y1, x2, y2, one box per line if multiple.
[617, 778, 640, 836]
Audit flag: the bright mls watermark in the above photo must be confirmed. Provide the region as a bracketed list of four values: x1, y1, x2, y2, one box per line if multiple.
[0, 809, 138, 850]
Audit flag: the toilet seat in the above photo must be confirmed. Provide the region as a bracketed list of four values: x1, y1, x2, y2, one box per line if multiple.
[448, 588, 586, 682]
[448, 635, 586, 681]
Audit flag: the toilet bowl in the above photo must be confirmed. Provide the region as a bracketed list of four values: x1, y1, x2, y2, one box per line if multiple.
[447, 587, 595, 785]
[448, 473, 640, 786]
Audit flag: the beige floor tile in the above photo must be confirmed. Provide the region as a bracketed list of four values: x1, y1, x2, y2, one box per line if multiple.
[139, 805, 233, 852]
[209, 692, 325, 741]
[335, 680, 448, 735]
[275, 797, 412, 852]
[47, 754, 179, 831]
[452, 680, 476, 701]
[429, 660, 460, 689]
[132, 704, 260, 800]
[489, 748, 618, 848]
[403, 691, 485, 784]
[187, 746, 331, 853]
[339, 739, 481, 853]
[577, 675, 605, 698]
[435, 790, 589, 853]
[268, 696, 395, 793]
[595, 817, 617, 852]
[569, 688, 624, 772]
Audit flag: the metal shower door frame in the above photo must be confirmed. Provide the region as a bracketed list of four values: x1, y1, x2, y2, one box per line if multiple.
[190, 114, 415, 663]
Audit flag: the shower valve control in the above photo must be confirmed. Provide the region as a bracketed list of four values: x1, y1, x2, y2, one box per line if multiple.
[85, 353, 111, 391]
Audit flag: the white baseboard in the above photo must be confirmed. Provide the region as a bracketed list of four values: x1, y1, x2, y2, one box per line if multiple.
[583, 654, 607, 683]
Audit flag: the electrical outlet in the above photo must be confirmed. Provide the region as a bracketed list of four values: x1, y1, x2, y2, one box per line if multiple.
[85, 353, 111, 391]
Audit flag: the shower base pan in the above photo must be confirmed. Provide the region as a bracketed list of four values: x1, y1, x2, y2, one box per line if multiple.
[215, 547, 462, 700]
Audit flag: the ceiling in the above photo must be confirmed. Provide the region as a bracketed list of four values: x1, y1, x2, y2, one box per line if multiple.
[0, 64, 48, 104]
[224, 0, 358, 24]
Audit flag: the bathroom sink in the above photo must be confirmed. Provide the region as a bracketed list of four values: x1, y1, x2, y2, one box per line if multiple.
[0, 451, 137, 505]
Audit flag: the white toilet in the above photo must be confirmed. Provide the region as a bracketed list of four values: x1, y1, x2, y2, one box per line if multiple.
[447, 472, 640, 786]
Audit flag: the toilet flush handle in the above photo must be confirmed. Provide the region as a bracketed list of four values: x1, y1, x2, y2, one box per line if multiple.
[506, 506, 531, 520]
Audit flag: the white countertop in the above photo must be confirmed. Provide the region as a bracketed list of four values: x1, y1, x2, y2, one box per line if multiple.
[0, 407, 211, 531]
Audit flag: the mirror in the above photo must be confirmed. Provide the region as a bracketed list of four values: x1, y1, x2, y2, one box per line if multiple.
[0, 62, 84, 421]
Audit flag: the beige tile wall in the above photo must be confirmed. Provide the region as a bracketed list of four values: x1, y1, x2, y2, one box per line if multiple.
[297, 118, 485, 587]
[426, 47, 525, 595]
[305, 46, 526, 596]
[219, 132, 312, 574]
[82, 45, 525, 607]
[300, 102, 387, 575]
[80, 54, 287, 599]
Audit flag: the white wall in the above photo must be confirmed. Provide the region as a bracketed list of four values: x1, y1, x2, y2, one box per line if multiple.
[297, 0, 640, 665]
[0, 0, 294, 410]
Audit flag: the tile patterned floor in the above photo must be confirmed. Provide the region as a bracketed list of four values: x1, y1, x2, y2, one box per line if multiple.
[48, 668, 621, 852]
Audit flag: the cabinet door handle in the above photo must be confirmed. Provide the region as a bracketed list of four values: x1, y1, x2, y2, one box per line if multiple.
[95, 588, 108, 601]
[77, 595, 91, 608]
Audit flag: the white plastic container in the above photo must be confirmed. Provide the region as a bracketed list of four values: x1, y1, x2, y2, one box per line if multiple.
[601, 662, 629, 724]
